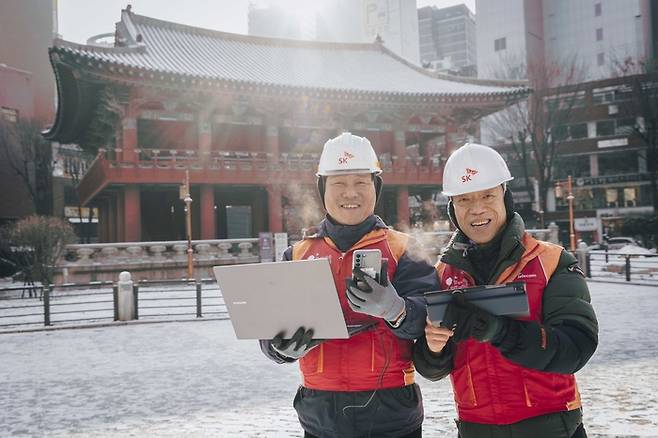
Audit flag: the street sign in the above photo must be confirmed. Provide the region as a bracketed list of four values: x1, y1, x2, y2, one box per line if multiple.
[259, 232, 274, 262]
[575, 217, 598, 232]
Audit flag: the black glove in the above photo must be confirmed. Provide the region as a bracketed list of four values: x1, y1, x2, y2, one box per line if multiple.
[442, 292, 506, 343]
[270, 327, 320, 360]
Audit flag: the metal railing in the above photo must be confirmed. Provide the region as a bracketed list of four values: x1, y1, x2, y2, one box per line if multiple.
[0, 280, 227, 330]
[583, 250, 658, 284]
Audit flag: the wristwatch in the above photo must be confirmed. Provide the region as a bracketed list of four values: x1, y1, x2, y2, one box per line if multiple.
[387, 306, 407, 329]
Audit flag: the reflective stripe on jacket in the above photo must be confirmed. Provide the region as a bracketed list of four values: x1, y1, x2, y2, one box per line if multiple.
[437, 233, 582, 425]
[293, 228, 416, 391]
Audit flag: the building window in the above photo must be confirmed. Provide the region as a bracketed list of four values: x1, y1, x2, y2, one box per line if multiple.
[596, 120, 615, 136]
[595, 3, 602, 16]
[555, 154, 591, 179]
[598, 151, 639, 176]
[596, 28, 603, 41]
[571, 123, 588, 139]
[615, 117, 636, 135]
[624, 187, 638, 207]
[1, 107, 18, 123]
[597, 52, 605, 66]
[605, 188, 618, 207]
[494, 37, 506, 52]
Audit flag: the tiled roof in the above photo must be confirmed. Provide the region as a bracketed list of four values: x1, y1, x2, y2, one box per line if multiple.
[51, 9, 528, 98]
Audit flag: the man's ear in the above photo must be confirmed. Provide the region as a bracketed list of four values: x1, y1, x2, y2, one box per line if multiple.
[374, 175, 383, 207]
[447, 198, 461, 231]
[317, 176, 326, 209]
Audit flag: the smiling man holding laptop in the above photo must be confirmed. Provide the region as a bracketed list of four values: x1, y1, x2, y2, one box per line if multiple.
[257, 133, 439, 438]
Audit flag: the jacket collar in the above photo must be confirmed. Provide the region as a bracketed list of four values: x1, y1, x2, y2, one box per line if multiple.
[306, 215, 389, 252]
[441, 213, 527, 283]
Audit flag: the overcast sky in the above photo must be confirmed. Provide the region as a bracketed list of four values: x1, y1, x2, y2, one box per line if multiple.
[58, 0, 476, 44]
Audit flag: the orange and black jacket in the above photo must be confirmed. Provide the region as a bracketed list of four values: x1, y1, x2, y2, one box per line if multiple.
[260, 215, 439, 389]
[413, 214, 598, 434]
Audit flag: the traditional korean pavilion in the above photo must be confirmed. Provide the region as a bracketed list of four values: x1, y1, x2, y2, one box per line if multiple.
[45, 7, 528, 242]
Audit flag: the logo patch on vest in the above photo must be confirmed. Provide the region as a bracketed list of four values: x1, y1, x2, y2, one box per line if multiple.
[516, 273, 537, 279]
[445, 275, 471, 289]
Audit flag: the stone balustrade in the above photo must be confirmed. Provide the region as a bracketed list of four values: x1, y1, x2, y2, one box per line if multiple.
[58, 238, 260, 283]
[56, 224, 559, 283]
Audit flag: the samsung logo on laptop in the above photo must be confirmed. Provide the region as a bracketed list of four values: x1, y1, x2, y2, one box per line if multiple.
[232, 301, 248, 305]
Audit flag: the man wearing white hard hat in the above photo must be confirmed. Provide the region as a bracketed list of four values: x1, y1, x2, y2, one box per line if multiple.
[260, 132, 439, 437]
[413, 143, 598, 438]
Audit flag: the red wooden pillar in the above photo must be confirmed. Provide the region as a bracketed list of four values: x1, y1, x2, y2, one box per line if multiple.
[121, 116, 138, 163]
[198, 111, 215, 239]
[123, 185, 141, 242]
[393, 130, 406, 170]
[116, 192, 124, 243]
[266, 125, 280, 165]
[267, 184, 283, 232]
[200, 185, 216, 239]
[397, 186, 410, 229]
[198, 114, 212, 158]
[445, 120, 457, 154]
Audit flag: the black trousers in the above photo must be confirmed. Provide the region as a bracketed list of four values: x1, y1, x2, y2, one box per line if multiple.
[304, 427, 422, 438]
[456, 422, 587, 438]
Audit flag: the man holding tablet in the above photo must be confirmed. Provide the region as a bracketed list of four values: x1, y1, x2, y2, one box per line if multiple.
[413, 143, 598, 438]
[259, 133, 439, 438]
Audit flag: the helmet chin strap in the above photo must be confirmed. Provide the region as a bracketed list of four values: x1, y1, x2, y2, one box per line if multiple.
[447, 184, 515, 234]
[317, 175, 383, 210]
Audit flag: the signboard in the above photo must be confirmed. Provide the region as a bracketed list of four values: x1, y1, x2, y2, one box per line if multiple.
[575, 173, 649, 187]
[259, 232, 274, 262]
[597, 138, 628, 149]
[274, 232, 289, 262]
[575, 217, 598, 232]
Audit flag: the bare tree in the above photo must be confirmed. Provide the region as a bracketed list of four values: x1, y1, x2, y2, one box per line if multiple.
[484, 55, 588, 214]
[0, 118, 53, 215]
[8, 215, 76, 289]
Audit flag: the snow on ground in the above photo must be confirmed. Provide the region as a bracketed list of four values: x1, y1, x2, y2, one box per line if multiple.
[1, 282, 657, 437]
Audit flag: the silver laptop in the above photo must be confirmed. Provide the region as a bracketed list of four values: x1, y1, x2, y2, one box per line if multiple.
[213, 258, 371, 340]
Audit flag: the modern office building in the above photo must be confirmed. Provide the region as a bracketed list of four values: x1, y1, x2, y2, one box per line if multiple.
[545, 74, 656, 243]
[247, 3, 307, 40]
[476, 0, 657, 81]
[418, 4, 477, 76]
[317, 0, 420, 64]
[0, 0, 58, 121]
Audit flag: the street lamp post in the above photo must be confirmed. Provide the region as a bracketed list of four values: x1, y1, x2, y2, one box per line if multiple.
[567, 175, 576, 251]
[555, 175, 576, 251]
[183, 170, 194, 279]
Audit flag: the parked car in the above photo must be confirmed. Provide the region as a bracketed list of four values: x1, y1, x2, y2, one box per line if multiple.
[605, 237, 642, 250]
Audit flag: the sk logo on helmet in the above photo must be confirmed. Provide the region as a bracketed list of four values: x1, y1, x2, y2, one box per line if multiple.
[461, 167, 478, 183]
[338, 151, 355, 165]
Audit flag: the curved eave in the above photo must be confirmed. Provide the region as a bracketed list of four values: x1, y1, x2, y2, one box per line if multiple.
[52, 47, 530, 106]
[43, 49, 99, 143]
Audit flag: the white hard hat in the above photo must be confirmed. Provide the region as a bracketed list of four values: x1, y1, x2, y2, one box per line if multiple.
[316, 132, 382, 176]
[442, 143, 513, 196]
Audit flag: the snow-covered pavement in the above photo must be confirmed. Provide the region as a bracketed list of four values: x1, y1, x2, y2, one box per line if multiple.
[1, 282, 657, 437]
